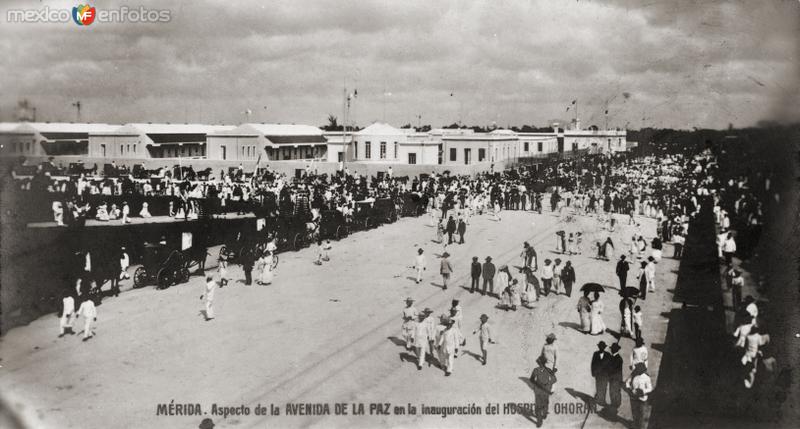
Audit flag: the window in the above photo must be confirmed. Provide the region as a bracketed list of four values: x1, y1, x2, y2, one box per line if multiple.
[365, 141, 371, 159]
[380, 141, 386, 159]
[524, 142, 529, 152]
[338, 151, 344, 162]
[394, 142, 398, 159]
[120, 144, 124, 155]
[464, 148, 471, 165]
[408, 153, 417, 164]
[437, 144, 443, 164]
[354, 142, 358, 159]
[221, 146, 227, 160]
[100, 144, 106, 157]
[25, 142, 31, 153]
[572, 142, 579, 151]
[127, 144, 131, 154]
[449, 148, 456, 161]
[538, 142, 543, 152]
[478, 148, 486, 162]
[133, 145, 136, 154]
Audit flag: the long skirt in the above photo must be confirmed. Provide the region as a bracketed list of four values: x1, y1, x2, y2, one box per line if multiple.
[590, 312, 606, 335]
[579, 310, 592, 332]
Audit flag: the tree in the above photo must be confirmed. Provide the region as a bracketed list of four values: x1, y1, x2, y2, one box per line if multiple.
[324, 114, 339, 131]
[400, 123, 412, 129]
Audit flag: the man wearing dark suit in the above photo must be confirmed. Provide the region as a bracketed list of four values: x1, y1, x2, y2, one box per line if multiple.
[606, 343, 624, 416]
[616, 255, 630, 290]
[457, 219, 467, 244]
[482, 256, 496, 296]
[241, 248, 255, 286]
[446, 216, 457, 245]
[592, 341, 610, 406]
[470, 257, 482, 293]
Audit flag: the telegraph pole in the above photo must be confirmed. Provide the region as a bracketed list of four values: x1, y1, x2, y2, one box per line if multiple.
[72, 101, 82, 122]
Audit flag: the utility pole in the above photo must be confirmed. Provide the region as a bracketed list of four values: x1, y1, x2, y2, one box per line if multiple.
[72, 101, 81, 122]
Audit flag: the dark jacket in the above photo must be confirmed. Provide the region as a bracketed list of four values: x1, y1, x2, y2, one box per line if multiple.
[457, 220, 467, 234]
[483, 262, 496, 279]
[531, 366, 557, 395]
[561, 265, 576, 283]
[471, 261, 482, 278]
[446, 219, 457, 233]
[607, 353, 624, 382]
[615, 260, 629, 277]
[591, 350, 609, 377]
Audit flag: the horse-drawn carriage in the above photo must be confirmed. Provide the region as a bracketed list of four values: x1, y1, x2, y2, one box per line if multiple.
[396, 192, 426, 217]
[318, 209, 349, 240]
[133, 231, 207, 289]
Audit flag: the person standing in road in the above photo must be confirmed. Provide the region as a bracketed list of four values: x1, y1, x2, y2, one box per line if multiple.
[541, 259, 554, 297]
[540, 333, 558, 371]
[592, 341, 610, 406]
[457, 217, 467, 244]
[413, 313, 430, 370]
[637, 261, 648, 300]
[438, 319, 460, 376]
[401, 298, 418, 350]
[446, 216, 457, 245]
[730, 269, 744, 313]
[414, 248, 426, 284]
[470, 257, 482, 293]
[645, 256, 656, 293]
[616, 255, 630, 290]
[561, 260, 576, 297]
[590, 291, 607, 335]
[440, 252, 453, 290]
[482, 256, 496, 296]
[530, 355, 557, 428]
[59, 291, 76, 337]
[577, 291, 592, 333]
[472, 314, 495, 365]
[76, 296, 97, 341]
[626, 363, 653, 429]
[200, 275, 217, 321]
[552, 259, 563, 295]
[607, 343, 624, 416]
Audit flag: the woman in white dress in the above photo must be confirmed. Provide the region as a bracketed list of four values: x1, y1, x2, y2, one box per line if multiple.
[589, 291, 607, 335]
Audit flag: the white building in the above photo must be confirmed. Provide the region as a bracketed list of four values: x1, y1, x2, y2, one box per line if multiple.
[349, 122, 438, 165]
[207, 123, 326, 162]
[88, 123, 236, 160]
[0, 122, 120, 158]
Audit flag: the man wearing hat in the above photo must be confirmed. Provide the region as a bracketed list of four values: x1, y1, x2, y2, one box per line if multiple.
[413, 312, 430, 370]
[591, 341, 610, 406]
[530, 355, 557, 427]
[539, 333, 558, 372]
[401, 298, 418, 350]
[607, 343, 624, 416]
[625, 363, 653, 429]
[472, 314, 495, 365]
[482, 256, 496, 296]
[440, 252, 453, 290]
[470, 257, 482, 293]
[437, 318, 461, 376]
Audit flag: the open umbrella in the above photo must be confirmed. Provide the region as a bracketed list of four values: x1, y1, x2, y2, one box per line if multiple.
[620, 287, 640, 298]
[580, 283, 605, 293]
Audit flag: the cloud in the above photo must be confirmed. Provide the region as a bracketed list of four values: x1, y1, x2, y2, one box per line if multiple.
[0, 0, 797, 128]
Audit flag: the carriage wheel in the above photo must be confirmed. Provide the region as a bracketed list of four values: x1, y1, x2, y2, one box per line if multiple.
[133, 267, 147, 288]
[271, 254, 279, 270]
[293, 233, 304, 251]
[156, 268, 172, 290]
[336, 225, 348, 240]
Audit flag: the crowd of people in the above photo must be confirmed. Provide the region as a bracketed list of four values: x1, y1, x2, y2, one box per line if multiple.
[17, 137, 782, 427]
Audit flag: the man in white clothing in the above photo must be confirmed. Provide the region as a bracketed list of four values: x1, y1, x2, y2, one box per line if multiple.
[59, 294, 76, 337]
[201, 275, 217, 320]
[414, 248, 426, 284]
[77, 298, 97, 341]
[722, 233, 737, 266]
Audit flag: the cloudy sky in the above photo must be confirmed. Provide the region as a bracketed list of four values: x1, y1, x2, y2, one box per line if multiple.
[1, 0, 798, 129]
